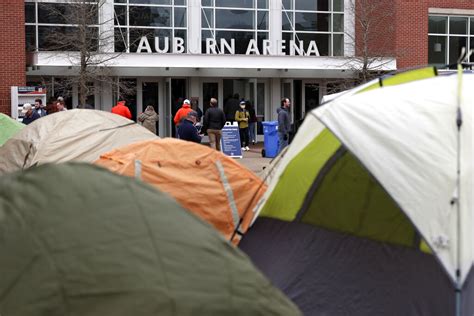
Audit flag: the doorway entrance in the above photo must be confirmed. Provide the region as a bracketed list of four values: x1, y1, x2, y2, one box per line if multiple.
[164, 78, 187, 137]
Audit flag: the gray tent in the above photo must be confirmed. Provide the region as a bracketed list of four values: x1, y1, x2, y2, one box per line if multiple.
[0, 163, 300, 316]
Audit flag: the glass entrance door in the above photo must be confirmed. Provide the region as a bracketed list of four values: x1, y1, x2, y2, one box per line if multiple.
[303, 82, 320, 116]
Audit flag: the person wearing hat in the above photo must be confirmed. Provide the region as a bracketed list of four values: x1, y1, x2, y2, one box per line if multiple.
[173, 99, 193, 137]
[177, 110, 202, 143]
[21, 103, 40, 125]
[235, 100, 250, 151]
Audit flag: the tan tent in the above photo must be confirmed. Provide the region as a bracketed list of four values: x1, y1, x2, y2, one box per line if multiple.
[0, 109, 156, 174]
[95, 138, 267, 244]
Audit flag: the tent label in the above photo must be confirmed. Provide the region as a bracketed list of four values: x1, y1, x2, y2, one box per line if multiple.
[221, 123, 242, 159]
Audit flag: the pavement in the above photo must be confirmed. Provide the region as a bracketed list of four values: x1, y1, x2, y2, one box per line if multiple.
[230, 143, 273, 178]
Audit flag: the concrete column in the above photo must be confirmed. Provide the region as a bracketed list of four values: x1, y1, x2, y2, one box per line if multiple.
[188, 0, 201, 54]
[101, 81, 113, 111]
[269, 0, 282, 55]
[101, 0, 115, 53]
[269, 78, 281, 121]
[344, 0, 355, 57]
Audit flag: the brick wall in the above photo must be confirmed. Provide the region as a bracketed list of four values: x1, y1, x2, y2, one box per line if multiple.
[0, 0, 25, 116]
[356, 0, 474, 69]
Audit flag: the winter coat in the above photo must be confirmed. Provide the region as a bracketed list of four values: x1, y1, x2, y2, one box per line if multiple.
[178, 119, 202, 143]
[277, 107, 291, 135]
[138, 107, 159, 134]
[203, 107, 226, 131]
[235, 109, 249, 129]
[111, 101, 132, 119]
[173, 104, 192, 126]
[22, 111, 40, 125]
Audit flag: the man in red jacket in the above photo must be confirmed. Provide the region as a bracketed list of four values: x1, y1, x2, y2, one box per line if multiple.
[173, 99, 192, 138]
[111, 99, 132, 119]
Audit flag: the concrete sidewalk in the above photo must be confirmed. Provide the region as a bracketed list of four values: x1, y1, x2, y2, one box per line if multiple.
[232, 143, 273, 178]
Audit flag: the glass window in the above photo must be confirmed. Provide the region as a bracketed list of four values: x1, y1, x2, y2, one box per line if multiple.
[257, 32, 268, 53]
[115, 28, 128, 52]
[201, 30, 213, 53]
[202, 9, 213, 28]
[215, 9, 254, 29]
[333, 33, 344, 56]
[428, 36, 446, 66]
[129, 28, 172, 52]
[448, 36, 467, 65]
[129, 0, 171, 4]
[295, 0, 329, 11]
[333, 14, 343, 32]
[449, 17, 468, 35]
[470, 18, 474, 34]
[282, 0, 292, 10]
[25, 3, 35, 23]
[174, 7, 186, 27]
[282, 32, 293, 54]
[129, 6, 171, 27]
[296, 32, 329, 56]
[114, 6, 127, 26]
[174, 0, 186, 5]
[202, 0, 213, 7]
[257, 11, 268, 30]
[295, 12, 330, 32]
[215, 0, 253, 8]
[38, 3, 98, 25]
[428, 16, 447, 34]
[25, 25, 36, 51]
[282, 12, 293, 31]
[470, 37, 474, 63]
[333, 0, 343, 12]
[257, 0, 268, 9]
[216, 30, 254, 54]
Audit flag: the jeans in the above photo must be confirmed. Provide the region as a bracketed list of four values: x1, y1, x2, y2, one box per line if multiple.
[239, 127, 249, 147]
[278, 132, 288, 154]
[248, 122, 256, 143]
[207, 129, 222, 151]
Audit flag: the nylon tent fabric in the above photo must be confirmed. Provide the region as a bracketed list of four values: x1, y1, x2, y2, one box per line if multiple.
[241, 70, 473, 315]
[0, 163, 300, 316]
[0, 113, 24, 146]
[0, 109, 157, 175]
[95, 138, 267, 244]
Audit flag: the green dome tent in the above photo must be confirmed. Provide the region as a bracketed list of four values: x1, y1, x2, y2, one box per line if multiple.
[240, 68, 474, 315]
[0, 113, 23, 146]
[0, 163, 300, 316]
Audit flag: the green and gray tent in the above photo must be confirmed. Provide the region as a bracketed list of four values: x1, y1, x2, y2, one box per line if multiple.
[0, 163, 300, 316]
[240, 68, 474, 315]
[0, 113, 23, 146]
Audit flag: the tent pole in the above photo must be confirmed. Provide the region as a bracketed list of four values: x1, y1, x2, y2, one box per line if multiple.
[454, 64, 463, 316]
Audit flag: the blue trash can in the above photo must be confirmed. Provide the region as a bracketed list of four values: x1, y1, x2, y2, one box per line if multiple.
[262, 121, 279, 158]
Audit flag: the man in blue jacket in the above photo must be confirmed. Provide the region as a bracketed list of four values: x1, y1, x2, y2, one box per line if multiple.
[178, 111, 202, 143]
[277, 98, 291, 153]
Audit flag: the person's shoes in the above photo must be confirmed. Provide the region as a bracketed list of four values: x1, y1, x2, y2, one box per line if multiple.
[241, 147, 246, 151]
[245, 146, 250, 151]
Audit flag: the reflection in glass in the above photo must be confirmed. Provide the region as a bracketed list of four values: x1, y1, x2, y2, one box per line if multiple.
[215, 0, 253, 8]
[174, 7, 186, 27]
[428, 36, 446, 66]
[202, 8, 213, 28]
[448, 36, 467, 66]
[295, 12, 330, 32]
[215, 9, 253, 29]
[295, 0, 329, 11]
[25, 3, 35, 23]
[428, 16, 447, 34]
[129, 6, 171, 27]
[449, 17, 468, 35]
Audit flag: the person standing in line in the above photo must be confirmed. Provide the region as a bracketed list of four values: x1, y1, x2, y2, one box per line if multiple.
[235, 100, 250, 151]
[246, 100, 257, 145]
[277, 98, 291, 154]
[178, 111, 202, 143]
[21, 103, 40, 125]
[33, 99, 47, 117]
[203, 98, 226, 151]
[138, 105, 159, 135]
[111, 98, 132, 119]
[173, 99, 192, 137]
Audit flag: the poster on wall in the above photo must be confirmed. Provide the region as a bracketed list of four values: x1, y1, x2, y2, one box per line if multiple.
[221, 122, 242, 159]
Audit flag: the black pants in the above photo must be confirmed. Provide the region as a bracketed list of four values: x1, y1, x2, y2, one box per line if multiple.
[239, 127, 249, 147]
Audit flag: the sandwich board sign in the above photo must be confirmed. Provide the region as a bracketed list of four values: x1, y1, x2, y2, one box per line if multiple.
[221, 122, 242, 158]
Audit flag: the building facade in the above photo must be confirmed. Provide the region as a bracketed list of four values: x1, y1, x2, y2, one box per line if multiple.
[1, 0, 473, 137]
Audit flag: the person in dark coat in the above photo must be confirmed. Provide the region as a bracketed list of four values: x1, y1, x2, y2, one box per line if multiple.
[246, 100, 257, 145]
[278, 98, 291, 153]
[178, 111, 202, 143]
[21, 103, 40, 125]
[203, 98, 226, 151]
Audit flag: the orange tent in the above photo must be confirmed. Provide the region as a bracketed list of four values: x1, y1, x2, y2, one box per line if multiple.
[95, 138, 267, 244]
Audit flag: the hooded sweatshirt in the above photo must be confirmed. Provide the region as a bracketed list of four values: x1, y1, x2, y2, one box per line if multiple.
[138, 106, 159, 134]
[173, 103, 192, 126]
[111, 101, 132, 119]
